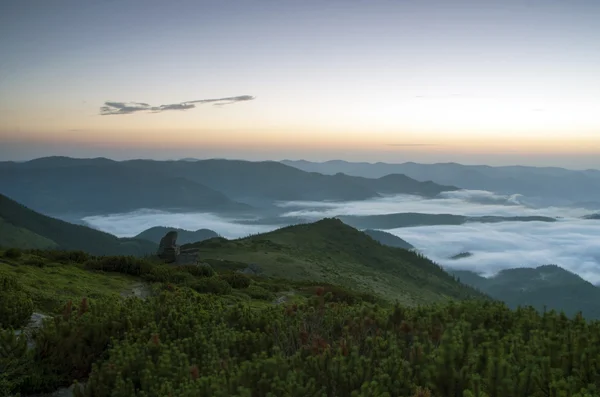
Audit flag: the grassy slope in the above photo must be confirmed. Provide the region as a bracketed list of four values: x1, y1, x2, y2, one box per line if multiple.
[0, 251, 139, 313]
[183, 218, 487, 305]
[0, 193, 157, 256]
[0, 218, 58, 249]
[363, 229, 414, 249]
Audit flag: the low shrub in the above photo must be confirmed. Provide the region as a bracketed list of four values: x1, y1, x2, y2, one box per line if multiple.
[190, 277, 232, 295]
[0, 329, 31, 396]
[4, 248, 22, 259]
[23, 257, 47, 268]
[0, 274, 34, 329]
[220, 272, 251, 289]
[28, 250, 90, 264]
[244, 285, 275, 301]
[85, 256, 151, 276]
[24, 296, 149, 393]
[179, 263, 215, 277]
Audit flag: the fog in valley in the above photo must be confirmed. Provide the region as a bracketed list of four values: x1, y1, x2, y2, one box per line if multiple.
[82, 189, 600, 284]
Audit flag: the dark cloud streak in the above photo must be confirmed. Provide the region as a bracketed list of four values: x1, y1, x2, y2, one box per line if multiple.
[100, 95, 255, 115]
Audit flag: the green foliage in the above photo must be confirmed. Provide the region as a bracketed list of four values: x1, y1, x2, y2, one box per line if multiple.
[190, 277, 232, 295]
[85, 255, 151, 275]
[220, 272, 251, 289]
[31, 249, 92, 264]
[244, 284, 276, 301]
[4, 249, 600, 396]
[0, 329, 30, 396]
[52, 293, 600, 397]
[4, 247, 22, 259]
[0, 253, 139, 314]
[0, 274, 34, 329]
[179, 263, 215, 277]
[31, 297, 141, 390]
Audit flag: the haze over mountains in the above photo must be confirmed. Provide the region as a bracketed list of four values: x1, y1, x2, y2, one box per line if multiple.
[282, 159, 600, 208]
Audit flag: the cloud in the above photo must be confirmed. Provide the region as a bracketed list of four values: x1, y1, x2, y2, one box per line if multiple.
[387, 220, 600, 284]
[99, 95, 255, 115]
[82, 209, 276, 239]
[438, 190, 525, 206]
[387, 143, 439, 147]
[81, 190, 600, 285]
[275, 190, 595, 219]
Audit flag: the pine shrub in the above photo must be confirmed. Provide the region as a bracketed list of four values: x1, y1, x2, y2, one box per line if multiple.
[180, 263, 215, 277]
[4, 248, 22, 259]
[220, 272, 251, 289]
[0, 274, 34, 329]
[190, 277, 232, 295]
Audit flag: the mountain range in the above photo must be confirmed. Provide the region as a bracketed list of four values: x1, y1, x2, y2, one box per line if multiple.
[282, 159, 600, 207]
[2, 190, 600, 317]
[0, 157, 457, 216]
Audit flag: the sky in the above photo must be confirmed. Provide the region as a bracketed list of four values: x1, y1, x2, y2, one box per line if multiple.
[1, 0, 600, 168]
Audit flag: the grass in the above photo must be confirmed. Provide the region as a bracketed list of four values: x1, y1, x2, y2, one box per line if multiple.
[0, 218, 57, 250]
[184, 218, 487, 306]
[0, 250, 139, 314]
[0, 218, 487, 318]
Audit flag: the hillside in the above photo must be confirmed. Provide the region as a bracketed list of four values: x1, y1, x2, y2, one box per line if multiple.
[0, 218, 57, 249]
[0, 194, 156, 255]
[182, 218, 486, 305]
[362, 229, 414, 249]
[450, 265, 600, 319]
[135, 226, 219, 245]
[338, 212, 556, 229]
[4, 249, 600, 396]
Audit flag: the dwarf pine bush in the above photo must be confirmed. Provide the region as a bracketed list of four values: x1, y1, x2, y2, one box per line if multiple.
[0, 274, 34, 329]
[4, 251, 600, 396]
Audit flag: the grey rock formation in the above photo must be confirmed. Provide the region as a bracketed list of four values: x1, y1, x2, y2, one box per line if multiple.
[157, 231, 180, 263]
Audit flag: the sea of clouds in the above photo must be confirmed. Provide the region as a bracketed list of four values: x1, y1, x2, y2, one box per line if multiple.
[82, 210, 279, 240]
[276, 190, 594, 219]
[82, 190, 600, 284]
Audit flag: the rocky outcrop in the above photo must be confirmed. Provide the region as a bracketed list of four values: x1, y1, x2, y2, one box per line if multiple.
[157, 231, 180, 263]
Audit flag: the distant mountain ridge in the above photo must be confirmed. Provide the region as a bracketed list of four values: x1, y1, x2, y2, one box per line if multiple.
[337, 213, 556, 229]
[0, 157, 457, 216]
[450, 265, 600, 319]
[281, 159, 600, 206]
[0, 193, 156, 255]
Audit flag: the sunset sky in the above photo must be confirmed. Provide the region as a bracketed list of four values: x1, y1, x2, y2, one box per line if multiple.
[1, 0, 599, 168]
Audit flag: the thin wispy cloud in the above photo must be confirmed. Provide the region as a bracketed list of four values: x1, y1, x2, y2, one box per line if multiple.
[387, 143, 439, 147]
[99, 95, 255, 115]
